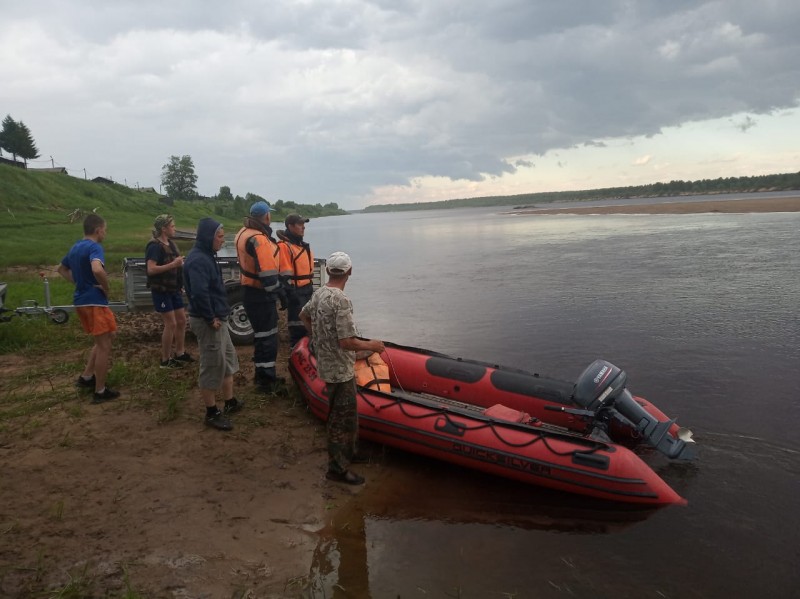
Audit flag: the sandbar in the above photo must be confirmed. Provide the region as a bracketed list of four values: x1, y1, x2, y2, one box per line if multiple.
[515, 196, 800, 215]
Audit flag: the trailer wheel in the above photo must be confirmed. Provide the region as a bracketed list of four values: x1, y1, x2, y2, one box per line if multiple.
[226, 286, 254, 345]
[49, 309, 69, 325]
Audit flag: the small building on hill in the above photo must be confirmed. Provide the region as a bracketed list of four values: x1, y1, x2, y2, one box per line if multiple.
[92, 176, 115, 185]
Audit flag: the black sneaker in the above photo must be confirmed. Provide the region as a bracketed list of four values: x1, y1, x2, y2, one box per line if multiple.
[75, 375, 96, 389]
[174, 352, 195, 363]
[223, 397, 244, 414]
[205, 411, 232, 431]
[92, 388, 120, 404]
[326, 470, 365, 485]
[160, 358, 184, 369]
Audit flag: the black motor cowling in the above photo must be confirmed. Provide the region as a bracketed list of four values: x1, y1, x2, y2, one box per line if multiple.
[573, 359, 695, 460]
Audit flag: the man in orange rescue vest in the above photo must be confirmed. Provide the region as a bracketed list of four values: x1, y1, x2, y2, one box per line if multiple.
[234, 201, 287, 393]
[277, 213, 314, 347]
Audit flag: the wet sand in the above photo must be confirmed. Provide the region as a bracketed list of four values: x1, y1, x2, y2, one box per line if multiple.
[515, 196, 800, 215]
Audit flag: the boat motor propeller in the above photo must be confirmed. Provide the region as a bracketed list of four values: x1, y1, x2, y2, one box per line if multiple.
[572, 359, 695, 460]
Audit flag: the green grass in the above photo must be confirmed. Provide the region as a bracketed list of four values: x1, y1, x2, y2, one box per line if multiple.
[0, 324, 94, 432]
[0, 163, 346, 272]
[0, 301, 88, 352]
[0, 309, 309, 431]
[108, 356, 191, 423]
[0, 163, 234, 270]
[1, 271, 74, 307]
[0, 315, 192, 428]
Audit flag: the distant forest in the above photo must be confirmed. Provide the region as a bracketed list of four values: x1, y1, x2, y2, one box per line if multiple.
[362, 171, 800, 213]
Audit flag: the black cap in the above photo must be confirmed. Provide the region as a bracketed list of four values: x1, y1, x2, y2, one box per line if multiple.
[285, 214, 309, 227]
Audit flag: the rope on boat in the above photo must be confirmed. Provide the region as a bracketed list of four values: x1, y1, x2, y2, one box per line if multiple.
[384, 350, 406, 393]
[380, 349, 606, 457]
[355, 386, 606, 458]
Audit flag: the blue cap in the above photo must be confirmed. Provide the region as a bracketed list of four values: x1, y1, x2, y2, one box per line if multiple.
[250, 201, 271, 217]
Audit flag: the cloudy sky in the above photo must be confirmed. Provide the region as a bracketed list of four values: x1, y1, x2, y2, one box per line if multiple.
[2, 1, 799, 209]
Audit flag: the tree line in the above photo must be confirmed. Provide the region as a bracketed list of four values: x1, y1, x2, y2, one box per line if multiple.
[0, 115, 39, 165]
[363, 171, 800, 212]
[160, 154, 347, 219]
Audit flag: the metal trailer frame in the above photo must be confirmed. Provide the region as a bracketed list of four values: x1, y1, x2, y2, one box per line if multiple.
[4, 257, 327, 346]
[2, 273, 129, 324]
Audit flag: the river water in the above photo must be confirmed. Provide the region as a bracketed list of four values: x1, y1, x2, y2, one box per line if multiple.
[294, 196, 799, 598]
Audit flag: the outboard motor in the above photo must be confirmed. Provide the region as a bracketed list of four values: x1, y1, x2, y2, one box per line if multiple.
[573, 359, 695, 460]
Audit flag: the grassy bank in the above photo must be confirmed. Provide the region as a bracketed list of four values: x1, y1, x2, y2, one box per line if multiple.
[0, 163, 346, 318]
[0, 164, 222, 314]
[0, 164, 247, 269]
[0, 163, 348, 268]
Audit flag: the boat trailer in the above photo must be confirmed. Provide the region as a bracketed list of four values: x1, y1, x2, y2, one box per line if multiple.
[0, 273, 128, 325]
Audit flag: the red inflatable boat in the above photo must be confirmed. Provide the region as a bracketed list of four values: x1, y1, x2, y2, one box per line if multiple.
[289, 338, 695, 506]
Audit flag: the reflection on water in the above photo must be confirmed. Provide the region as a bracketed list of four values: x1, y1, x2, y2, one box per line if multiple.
[301, 205, 800, 598]
[307, 452, 663, 598]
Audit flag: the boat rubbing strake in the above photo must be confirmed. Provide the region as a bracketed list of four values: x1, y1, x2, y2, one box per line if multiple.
[289, 338, 695, 505]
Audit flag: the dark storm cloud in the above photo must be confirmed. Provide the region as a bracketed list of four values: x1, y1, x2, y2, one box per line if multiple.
[2, 0, 798, 205]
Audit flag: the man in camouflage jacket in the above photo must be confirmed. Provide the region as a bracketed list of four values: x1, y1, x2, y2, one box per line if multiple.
[299, 251, 384, 485]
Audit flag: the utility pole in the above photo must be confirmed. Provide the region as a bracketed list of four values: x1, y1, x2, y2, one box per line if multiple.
[83, 168, 87, 180]
[50, 156, 54, 168]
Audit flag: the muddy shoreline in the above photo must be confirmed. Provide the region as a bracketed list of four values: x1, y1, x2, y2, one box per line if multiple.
[0, 312, 368, 597]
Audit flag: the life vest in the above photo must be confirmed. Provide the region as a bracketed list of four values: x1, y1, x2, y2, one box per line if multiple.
[234, 227, 280, 292]
[145, 238, 182, 293]
[354, 352, 391, 392]
[278, 237, 314, 288]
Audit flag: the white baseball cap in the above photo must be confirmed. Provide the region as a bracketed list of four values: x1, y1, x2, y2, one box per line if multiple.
[326, 251, 352, 274]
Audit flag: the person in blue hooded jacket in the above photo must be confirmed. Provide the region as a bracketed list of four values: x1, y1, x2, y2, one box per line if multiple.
[183, 217, 245, 430]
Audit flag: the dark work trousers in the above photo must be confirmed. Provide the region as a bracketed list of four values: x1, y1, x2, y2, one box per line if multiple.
[326, 378, 358, 474]
[243, 286, 279, 384]
[287, 284, 314, 348]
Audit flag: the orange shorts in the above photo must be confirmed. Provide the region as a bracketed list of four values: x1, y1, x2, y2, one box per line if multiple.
[76, 306, 117, 336]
